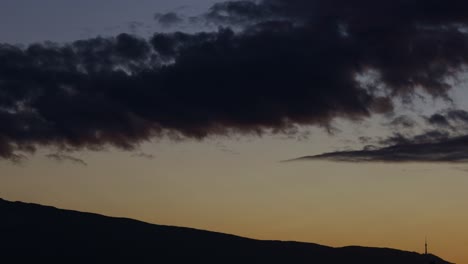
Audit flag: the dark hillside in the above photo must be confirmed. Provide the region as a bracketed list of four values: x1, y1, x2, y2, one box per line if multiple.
[0, 198, 452, 264]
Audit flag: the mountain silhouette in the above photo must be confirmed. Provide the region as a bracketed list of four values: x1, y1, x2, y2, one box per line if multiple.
[0, 198, 453, 264]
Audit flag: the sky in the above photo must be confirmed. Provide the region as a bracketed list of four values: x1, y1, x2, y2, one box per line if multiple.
[0, 0, 218, 43]
[1, 0, 468, 263]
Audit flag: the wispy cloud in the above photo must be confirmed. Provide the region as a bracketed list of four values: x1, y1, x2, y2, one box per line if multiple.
[131, 152, 155, 160]
[289, 109, 468, 163]
[46, 153, 88, 166]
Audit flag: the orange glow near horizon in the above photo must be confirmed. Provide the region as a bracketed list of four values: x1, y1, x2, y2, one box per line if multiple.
[1, 139, 467, 263]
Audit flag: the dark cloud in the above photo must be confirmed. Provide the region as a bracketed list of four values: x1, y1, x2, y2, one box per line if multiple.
[427, 113, 451, 127]
[290, 107, 468, 163]
[205, 1, 274, 26]
[358, 136, 374, 144]
[425, 109, 468, 132]
[388, 115, 418, 129]
[446, 109, 468, 124]
[2, 0, 468, 160]
[46, 153, 87, 166]
[154, 12, 183, 27]
[289, 134, 468, 163]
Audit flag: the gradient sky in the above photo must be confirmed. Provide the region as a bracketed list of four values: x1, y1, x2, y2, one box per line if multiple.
[1, 1, 468, 263]
[0, 0, 218, 43]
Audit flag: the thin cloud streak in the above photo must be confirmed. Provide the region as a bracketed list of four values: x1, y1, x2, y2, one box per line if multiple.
[131, 152, 155, 160]
[290, 109, 468, 163]
[288, 136, 468, 163]
[46, 153, 88, 166]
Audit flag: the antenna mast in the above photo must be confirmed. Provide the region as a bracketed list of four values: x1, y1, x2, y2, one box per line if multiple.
[425, 237, 428, 255]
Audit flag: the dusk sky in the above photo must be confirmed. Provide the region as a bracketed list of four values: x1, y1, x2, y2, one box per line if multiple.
[1, 1, 468, 263]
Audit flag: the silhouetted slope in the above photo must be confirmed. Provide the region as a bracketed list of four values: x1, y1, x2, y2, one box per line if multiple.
[0, 198, 452, 264]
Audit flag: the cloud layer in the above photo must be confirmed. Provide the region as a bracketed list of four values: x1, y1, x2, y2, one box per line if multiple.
[2, 0, 468, 159]
[289, 135, 468, 163]
[291, 110, 468, 163]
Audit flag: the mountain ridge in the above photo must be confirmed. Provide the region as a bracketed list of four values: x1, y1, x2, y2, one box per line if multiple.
[0, 197, 453, 264]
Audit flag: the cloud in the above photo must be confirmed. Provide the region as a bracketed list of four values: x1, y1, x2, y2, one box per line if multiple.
[46, 153, 87, 166]
[2, 0, 468, 160]
[215, 142, 240, 155]
[131, 152, 155, 159]
[290, 108, 468, 163]
[447, 109, 468, 123]
[204, 1, 273, 26]
[154, 12, 183, 27]
[128, 21, 146, 34]
[288, 134, 468, 163]
[425, 109, 468, 131]
[388, 115, 418, 129]
[427, 113, 451, 127]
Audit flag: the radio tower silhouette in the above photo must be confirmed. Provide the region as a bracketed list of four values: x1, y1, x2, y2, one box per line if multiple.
[425, 237, 428, 255]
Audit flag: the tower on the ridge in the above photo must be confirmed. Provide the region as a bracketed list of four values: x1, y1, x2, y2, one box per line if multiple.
[425, 237, 428, 255]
